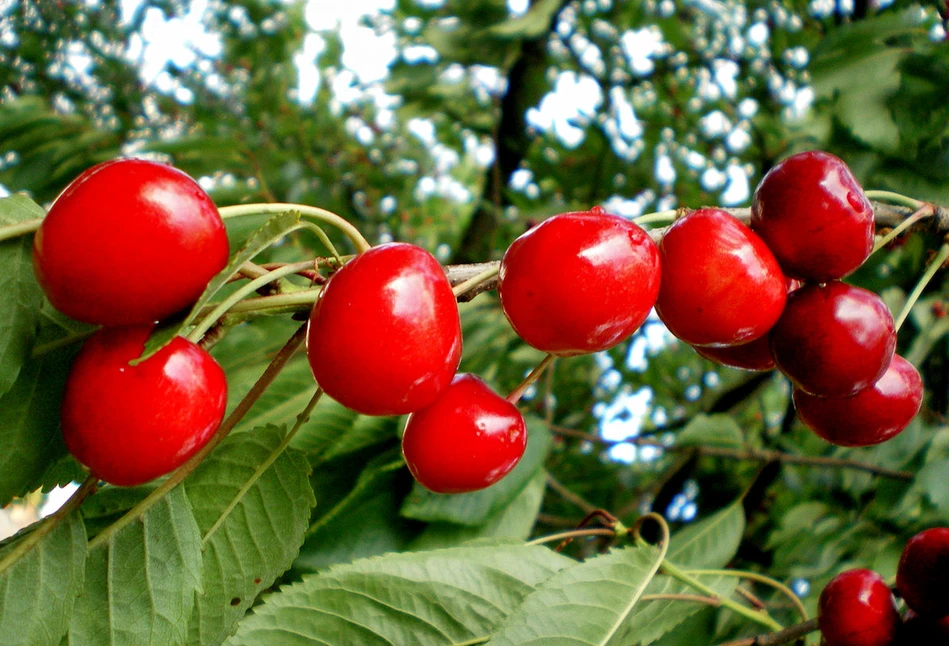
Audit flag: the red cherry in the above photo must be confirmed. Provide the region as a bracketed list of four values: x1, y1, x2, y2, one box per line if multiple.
[655, 208, 787, 347]
[693, 335, 776, 372]
[61, 326, 228, 487]
[897, 610, 949, 644]
[770, 281, 896, 397]
[751, 151, 874, 281]
[897, 528, 949, 618]
[498, 207, 660, 356]
[401, 373, 527, 493]
[793, 354, 922, 447]
[818, 568, 900, 646]
[306, 242, 462, 416]
[33, 158, 229, 326]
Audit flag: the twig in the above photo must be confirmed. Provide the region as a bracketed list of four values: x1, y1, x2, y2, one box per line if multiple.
[545, 471, 598, 515]
[716, 617, 820, 646]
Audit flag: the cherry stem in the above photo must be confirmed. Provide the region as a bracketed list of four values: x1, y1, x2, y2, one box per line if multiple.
[872, 204, 935, 254]
[507, 354, 556, 404]
[864, 189, 925, 210]
[185, 260, 318, 343]
[716, 617, 820, 646]
[202, 387, 324, 544]
[218, 203, 371, 254]
[298, 221, 342, 261]
[894, 242, 949, 332]
[451, 265, 499, 298]
[524, 527, 619, 546]
[0, 474, 98, 577]
[632, 209, 679, 226]
[0, 217, 42, 243]
[88, 323, 308, 551]
[683, 568, 808, 623]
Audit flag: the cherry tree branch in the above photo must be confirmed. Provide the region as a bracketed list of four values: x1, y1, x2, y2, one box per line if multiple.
[716, 617, 820, 646]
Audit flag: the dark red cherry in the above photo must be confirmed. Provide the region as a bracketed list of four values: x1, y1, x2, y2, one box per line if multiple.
[897, 528, 949, 618]
[401, 373, 527, 494]
[693, 335, 776, 372]
[751, 150, 874, 281]
[33, 158, 229, 326]
[306, 242, 462, 416]
[897, 611, 949, 644]
[61, 326, 228, 487]
[498, 207, 660, 356]
[771, 281, 896, 397]
[655, 208, 787, 347]
[818, 568, 900, 646]
[793, 354, 922, 446]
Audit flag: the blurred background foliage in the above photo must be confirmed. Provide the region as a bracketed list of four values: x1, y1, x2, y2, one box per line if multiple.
[1, 0, 949, 641]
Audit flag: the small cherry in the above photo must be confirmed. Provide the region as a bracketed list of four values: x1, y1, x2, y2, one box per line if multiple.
[34, 158, 229, 326]
[306, 242, 462, 416]
[751, 150, 874, 281]
[655, 208, 786, 347]
[897, 527, 949, 619]
[818, 568, 900, 646]
[498, 206, 660, 356]
[401, 373, 527, 494]
[793, 354, 922, 447]
[61, 326, 228, 487]
[771, 281, 896, 397]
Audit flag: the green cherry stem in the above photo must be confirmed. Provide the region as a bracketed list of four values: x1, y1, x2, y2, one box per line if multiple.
[894, 242, 949, 332]
[88, 323, 308, 551]
[507, 354, 556, 404]
[185, 260, 318, 343]
[683, 568, 808, 623]
[218, 203, 371, 254]
[0, 217, 43, 243]
[864, 190, 925, 210]
[633, 209, 679, 226]
[451, 265, 499, 298]
[525, 527, 619, 546]
[871, 204, 935, 254]
[0, 474, 98, 577]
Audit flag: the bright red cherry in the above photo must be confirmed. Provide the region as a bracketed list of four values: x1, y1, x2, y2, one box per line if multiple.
[306, 242, 462, 416]
[794, 354, 922, 447]
[497, 207, 660, 356]
[818, 569, 900, 646]
[61, 326, 228, 487]
[655, 208, 787, 347]
[770, 281, 896, 397]
[897, 528, 949, 618]
[693, 335, 776, 372]
[33, 158, 229, 326]
[401, 373, 527, 493]
[751, 151, 874, 281]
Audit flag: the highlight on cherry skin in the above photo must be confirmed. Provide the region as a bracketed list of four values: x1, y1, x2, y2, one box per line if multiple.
[817, 568, 900, 646]
[306, 241, 463, 417]
[498, 206, 661, 356]
[32, 157, 230, 327]
[60, 326, 229, 487]
[401, 373, 527, 494]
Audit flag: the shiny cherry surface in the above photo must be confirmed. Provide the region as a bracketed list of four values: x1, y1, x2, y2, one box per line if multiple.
[33, 158, 229, 326]
[61, 326, 228, 487]
[819, 569, 900, 646]
[655, 208, 787, 347]
[771, 281, 896, 397]
[751, 150, 874, 281]
[794, 354, 922, 447]
[306, 242, 462, 416]
[498, 207, 660, 356]
[897, 527, 949, 618]
[401, 373, 527, 493]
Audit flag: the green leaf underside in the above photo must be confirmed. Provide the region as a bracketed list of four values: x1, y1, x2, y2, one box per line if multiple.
[675, 414, 744, 450]
[0, 347, 74, 508]
[667, 501, 746, 570]
[225, 543, 574, 646]
[0, 195, 45, 397]
[65, 487, 202, 646]
[0, 511, 86, 646]
[138, 210, 302, 361]
[486, 544, 662, 646]
[184, 424, 315, 645]
[400, 416, 552, 526]
[633, 574, 737, 645]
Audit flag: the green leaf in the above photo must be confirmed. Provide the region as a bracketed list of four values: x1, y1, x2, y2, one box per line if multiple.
[0, 195, 45, 396]
[632, 574, 737, 645]
[486, 544, 663, 646]
[225, 542, 574, 645]
[137, 210, 302, 362]
[667, 501, 746, 570]
[0, 347, 75, 507]
[65, 487, 202, 646]
[400, 415, 552, 526]
[676, 414, 744, 449]
[183, 425, 316, 645]
[0, 511, 87, 646]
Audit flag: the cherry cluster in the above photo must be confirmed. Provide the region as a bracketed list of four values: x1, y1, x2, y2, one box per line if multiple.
[818, 527, 949, 646]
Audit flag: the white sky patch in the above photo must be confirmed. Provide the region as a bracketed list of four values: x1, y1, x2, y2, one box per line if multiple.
[125, 0, 222, 84]
[620, 26, 664, 76]
[508, 0, 529, 15]
[720, 163, 750, 205]
[527, 71, 602, 148]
